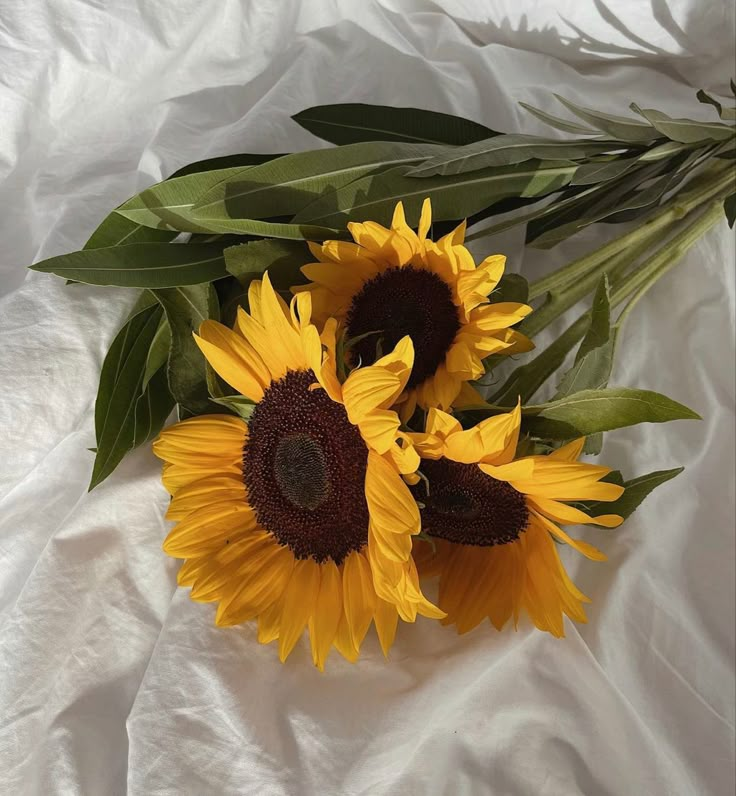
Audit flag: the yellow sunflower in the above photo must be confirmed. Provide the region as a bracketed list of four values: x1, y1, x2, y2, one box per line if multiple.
[153, 274, 442, 669]
[295, 198, 534, 419]
[409, 406, 624, 637]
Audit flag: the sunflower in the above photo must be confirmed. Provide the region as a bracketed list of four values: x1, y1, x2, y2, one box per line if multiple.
[409, 406, 625, 637]
[153, 274, 442, 669]
[295, 198, 534, 419]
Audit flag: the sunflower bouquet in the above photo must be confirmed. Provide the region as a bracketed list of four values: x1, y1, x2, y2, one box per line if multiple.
[30, 89, 735, 668]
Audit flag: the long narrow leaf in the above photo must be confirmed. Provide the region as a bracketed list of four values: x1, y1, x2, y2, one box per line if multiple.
[192, 142, 445, 220]
[292, 161, 578, 228]
[30, 243, 229, 288]
[408, 135, 613, 177]
[554, 95, 659, 142]
[91, 303, 164, 489]
[292, 103, 499, 145]
[153, 284, 221, 417]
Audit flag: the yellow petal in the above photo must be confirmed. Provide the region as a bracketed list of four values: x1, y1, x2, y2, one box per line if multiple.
[342, 336, 414, 423]
[470, 302, 533, 331]
[385, 434, 421, 475]
[257, 596, 284, 644]
[153, 414, 247, 467]
[548, 438, 585, 462]
[177, 557, 206, 587]
[478, 459, 536, 482]
[194, 322, 268, 402]
[308, 560, 343, 671]
[357, 409, 400, 455]
[190, 532, 274, 602]
[301, 261, 366, 295]
[405, 431, 444, 460]
[277, 557, 321, 662]
[166, 475, 246, 521]
[332, 611, 359, 663]
[373, 599, 399, 657]
[215, 545, 295, 626]
[365, 451, 420, 542]
[161, 460, 242, 494]
[347, 219, 393, 254]
[425, 364, 461, 411]
[343, 551, 378, 650]
[532, 510, 607, 561]
[426, 407, 461, 440]
[163, 502, 257, 558]
[417, 198, 432, 242]
[528, 496, 623, 528]
[515, 460, 625, 501]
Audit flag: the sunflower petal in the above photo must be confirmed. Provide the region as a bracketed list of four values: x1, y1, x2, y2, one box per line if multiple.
[309, 560, 343, 671]
[278, 557, 321, 662]
[373, 599, 399, 657]
[153, 415, 247, 467]
[532, 510, 608, 561]
[163, 502, 257, 557]
[194, 323, 268, 402]
[166, 475, 246, 521]
[528, 496, 623, 528]
[215, 545, 295, 627]
[342, 336, 414, 422]
[343, 552, 378, 650]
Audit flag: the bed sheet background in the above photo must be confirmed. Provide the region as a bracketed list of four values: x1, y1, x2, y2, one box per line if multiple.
[0, 1, 734, 794]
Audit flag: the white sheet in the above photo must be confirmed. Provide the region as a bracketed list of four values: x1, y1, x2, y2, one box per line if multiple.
[1, 2, 734, 794]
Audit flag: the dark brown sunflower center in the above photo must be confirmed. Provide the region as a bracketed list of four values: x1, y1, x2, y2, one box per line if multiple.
[414, 459, 529, 546]
[273, 433, 330, 511]
[345, 266, 461, 389]
[242, 369, 369, 564]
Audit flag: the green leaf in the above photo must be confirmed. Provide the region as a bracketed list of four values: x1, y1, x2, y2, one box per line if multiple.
[142, 315, 171, 390]
[490, 272, 529, 305]
[581, 467, 684, 526]
[725, 194, 736, 228]
[554, 276, 614, 399]
[83, 153, 282, 249]
[521, 387, 700, 439]
[83, 213, 177, 250]
[570, 156, 641, 185]
[192, 142, 444, 221]
[212, 395, 257, 420]
[132, 366, 176, 448]
[696, 89, 722, 117]
[488, 313, 590, 406]
[152, 284, 221, 417]
[527, 159, 686, 248]
[292, 103, 499, 146]
[91, 303, 164, 489]
[169, 152, 284, 179]
[553, 95, 659, 142]
[224, 239, 309, 293]
[292, 160, 578, 228]
[637, 140, 693, 161]
[518, 101, 599, 135]
[407, 134, 613, 177]
[551, 278, 617, 457]
[30, 242, 228, 288]
[113, 164, 258, 232]
[630, 104, 735, 143]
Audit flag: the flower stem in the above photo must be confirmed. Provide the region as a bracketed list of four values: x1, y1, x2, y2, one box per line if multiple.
[527, 161, 734, 300]
[613, 196, 728, 329]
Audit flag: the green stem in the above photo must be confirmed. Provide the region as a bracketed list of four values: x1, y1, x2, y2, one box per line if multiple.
[520, 218, 668, 339]
[486, 188, 731, 407]
[527, 162, 734, 300]
[613, 196, 728, 329]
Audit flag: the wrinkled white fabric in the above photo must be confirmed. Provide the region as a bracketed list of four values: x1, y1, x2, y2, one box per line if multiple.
[0, 2, 734, 794]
